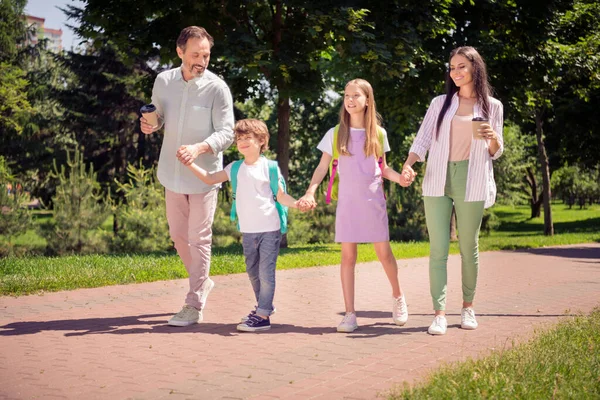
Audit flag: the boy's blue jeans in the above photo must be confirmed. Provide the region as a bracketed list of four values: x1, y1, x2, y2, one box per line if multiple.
[242, 230, 281, 317]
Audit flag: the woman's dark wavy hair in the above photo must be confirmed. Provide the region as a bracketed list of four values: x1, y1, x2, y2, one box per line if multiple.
[435, 46, 492, 139]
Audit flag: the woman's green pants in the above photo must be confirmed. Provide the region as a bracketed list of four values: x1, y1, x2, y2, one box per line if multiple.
[424, 160, 485, 311]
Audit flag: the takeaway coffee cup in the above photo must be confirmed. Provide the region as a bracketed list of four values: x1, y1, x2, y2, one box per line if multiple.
[472, 116, 488, 139]
[140, 104, 158, 127]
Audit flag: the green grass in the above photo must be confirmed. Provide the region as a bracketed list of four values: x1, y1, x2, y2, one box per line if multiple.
[1, 203, 599, 296]
[386, 308, 600, 399]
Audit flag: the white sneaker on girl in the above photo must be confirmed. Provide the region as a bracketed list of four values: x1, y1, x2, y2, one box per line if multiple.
[392, 295, 408, 326]
[337, 312, 358, 333]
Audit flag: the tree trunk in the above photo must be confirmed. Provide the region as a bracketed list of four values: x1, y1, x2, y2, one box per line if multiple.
[535, 109, 554, 235]
[525, 167, 542, 218]
[276, 95, 290, 248]
[449, 206, 458, 241]
[276, 96, 290, 180]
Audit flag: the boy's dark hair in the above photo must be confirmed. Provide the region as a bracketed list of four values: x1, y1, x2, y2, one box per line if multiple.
[234, 119, 269, 153]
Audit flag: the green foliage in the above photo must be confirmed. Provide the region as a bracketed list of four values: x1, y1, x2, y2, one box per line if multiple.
[109, 162, 171, 253]
[287, 190, 336, 244]
[39, 149, 110, 255]
[387, 308, 600, 399]
[0, 156, 32, 256]
[387, 133, 427, 241]
[551, 164, 599, 208]
[211, 199, 242, 248]
[0, 0, 27, 61]
[0, 62, 32, 135]
[480, 209, 500, 236]
[55, 39, 157, 194]
[494, 123, 538, 205]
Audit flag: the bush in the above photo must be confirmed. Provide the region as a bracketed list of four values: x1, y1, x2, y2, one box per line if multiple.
[39, 149, 110, 255]
[287, 196, 336, 244]
[109, 162, 172, 253]
[480, 208, 500, 236]
[0, 156, 33, 256]
[212, 198, 242, 247]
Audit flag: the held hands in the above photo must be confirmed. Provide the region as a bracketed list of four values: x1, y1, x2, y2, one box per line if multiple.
[176, 144, 202, 166]
[297, 193, 317, 212]
[477, 123, 498, 141]
[399, 164, 417, 187]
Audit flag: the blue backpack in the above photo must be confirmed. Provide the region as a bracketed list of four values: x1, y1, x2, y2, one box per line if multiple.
[230, 157, 289, 234]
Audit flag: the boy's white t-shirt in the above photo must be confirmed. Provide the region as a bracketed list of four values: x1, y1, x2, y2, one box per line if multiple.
[317, 126, 391, 158]
[224, 157, 281, 233]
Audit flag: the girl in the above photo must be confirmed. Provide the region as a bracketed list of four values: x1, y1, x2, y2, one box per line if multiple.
[401, 46, 504, 335]
[298, 78, 411, 333]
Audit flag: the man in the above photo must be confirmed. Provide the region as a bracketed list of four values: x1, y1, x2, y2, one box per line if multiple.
[140, 26, 235, 326]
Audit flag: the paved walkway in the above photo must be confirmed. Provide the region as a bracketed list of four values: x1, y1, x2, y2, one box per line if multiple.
[1, 243, 599, 400]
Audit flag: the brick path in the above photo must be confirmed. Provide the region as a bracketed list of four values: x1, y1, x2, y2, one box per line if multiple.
[1, 244, 599, 400]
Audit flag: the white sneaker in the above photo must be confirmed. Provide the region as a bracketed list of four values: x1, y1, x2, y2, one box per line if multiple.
[428, 315, 448, 335]
[337, 312, 358, 333]
[392, 295, 408, 326]
[198, 278, 215, 310]
[461, 307, 478, 330]
[168, 305, 201, 327]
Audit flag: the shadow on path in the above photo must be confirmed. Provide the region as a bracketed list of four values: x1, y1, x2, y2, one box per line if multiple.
[0, 310, 575, 337]
[337, 311, 571, 319]
[518, 246, 600, 260]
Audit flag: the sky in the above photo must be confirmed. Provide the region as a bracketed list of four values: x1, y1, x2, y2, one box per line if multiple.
[24, 0, 84, 50]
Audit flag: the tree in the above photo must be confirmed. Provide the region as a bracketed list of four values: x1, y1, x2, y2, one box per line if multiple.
[67, 1, 376, 179]
[39, 149, 110, 255]
[0, 0, 27, 61]
[0, 0, 31, 140]
[55, 39, 158, 192]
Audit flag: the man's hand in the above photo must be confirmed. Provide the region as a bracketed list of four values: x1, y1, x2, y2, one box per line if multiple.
[140, 116, 157, 135]
[176, 144, 202, 165]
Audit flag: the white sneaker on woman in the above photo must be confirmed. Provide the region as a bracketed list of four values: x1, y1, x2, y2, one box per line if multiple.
[392, 295, 408, 326]
[337, 312, 358, 333]
[428, 315, 447, 335]
[461, 307, 478, 330]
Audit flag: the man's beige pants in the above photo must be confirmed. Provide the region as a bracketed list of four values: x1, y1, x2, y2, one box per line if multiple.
[165, 188, 218, 310]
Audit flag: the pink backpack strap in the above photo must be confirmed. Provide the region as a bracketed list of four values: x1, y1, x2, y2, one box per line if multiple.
[377, 156, 386, 200]
[325, 159, 338, 204]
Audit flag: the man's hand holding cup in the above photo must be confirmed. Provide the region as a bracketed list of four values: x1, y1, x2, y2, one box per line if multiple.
[140, 104, 159, 134]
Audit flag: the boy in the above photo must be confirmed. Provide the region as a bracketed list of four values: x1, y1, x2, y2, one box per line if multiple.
[181, 119, 299, 331]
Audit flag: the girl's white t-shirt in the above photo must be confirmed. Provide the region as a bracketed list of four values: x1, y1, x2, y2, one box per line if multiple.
[317, 126, 391, 157]
[224, 157, 281, 233]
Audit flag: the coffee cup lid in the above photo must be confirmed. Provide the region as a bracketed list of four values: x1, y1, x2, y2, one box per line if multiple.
[472, 117, 487, 121]
[140, 104, 156, 113]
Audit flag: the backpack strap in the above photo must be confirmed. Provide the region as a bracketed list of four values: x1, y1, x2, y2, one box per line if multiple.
[266, 159, 279, 202]
[267, 159, 288, 234]
[229, 160, 243, 225]
[326, 125, 340, 204]
[377, 127, 386, 200]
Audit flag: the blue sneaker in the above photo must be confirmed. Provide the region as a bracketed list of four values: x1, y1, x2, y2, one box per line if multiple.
[237, 314, 271, 332]
[240, 307, 277, 322]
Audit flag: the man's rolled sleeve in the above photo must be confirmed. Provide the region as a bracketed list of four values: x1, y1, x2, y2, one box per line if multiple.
[204, 84, 235, 154]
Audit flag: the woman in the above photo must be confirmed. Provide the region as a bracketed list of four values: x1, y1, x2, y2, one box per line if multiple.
[402, 46, 504, 335]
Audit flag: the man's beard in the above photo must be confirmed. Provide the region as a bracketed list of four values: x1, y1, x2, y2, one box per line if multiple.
[188, 64, 205, 76]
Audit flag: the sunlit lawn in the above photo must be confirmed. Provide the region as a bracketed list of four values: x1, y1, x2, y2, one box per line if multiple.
[1, 203, 598, 296]
[386, 308, 600, 399]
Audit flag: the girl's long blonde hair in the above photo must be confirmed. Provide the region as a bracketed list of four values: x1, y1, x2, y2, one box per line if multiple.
[337, 78, 383, 158]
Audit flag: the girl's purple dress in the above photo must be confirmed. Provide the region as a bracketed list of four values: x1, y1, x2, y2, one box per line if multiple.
[335, 128, 389, 243]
